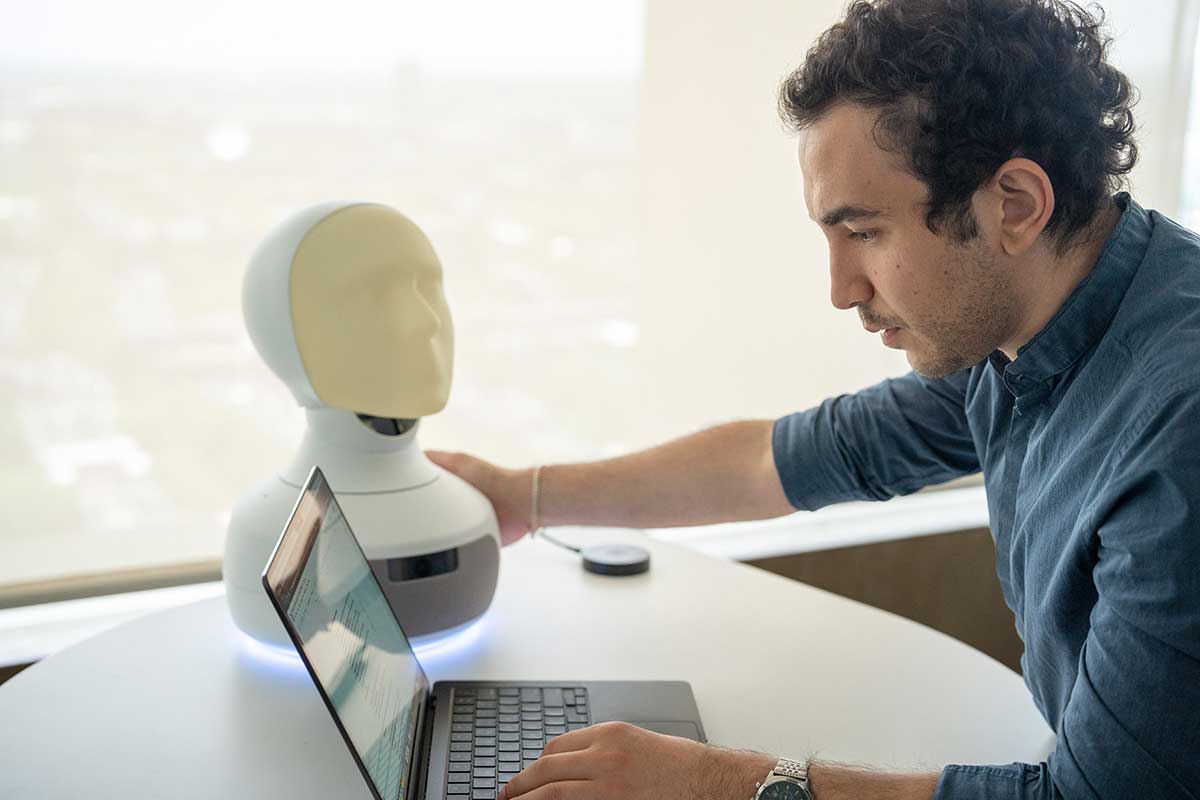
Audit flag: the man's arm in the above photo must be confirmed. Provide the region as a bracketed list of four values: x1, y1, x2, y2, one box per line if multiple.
[429, 369, 981, 543]
[707, 750, 944, 800]
[808, 763, 940, 800]
[531, 420, 795, 529]
[494, 721, 944, 800]
[772, 369, 979, 510]
[428, 419, 796, 542]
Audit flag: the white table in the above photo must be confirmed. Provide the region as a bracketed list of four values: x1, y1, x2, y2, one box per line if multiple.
[0, 530, 1053, 799]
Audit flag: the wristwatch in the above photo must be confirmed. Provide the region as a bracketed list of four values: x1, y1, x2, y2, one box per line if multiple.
[753, 757, 814, 800]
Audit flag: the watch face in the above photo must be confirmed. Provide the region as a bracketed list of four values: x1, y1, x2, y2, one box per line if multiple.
[760, 780, 809, 800]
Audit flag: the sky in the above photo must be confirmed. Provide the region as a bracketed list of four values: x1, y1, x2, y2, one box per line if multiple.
[0, 0, 644, 78]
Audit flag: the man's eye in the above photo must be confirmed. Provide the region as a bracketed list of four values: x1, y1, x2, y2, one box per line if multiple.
[848, 229, 877, 242]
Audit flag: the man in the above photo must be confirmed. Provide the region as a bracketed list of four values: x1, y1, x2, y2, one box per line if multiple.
[428, 0, 1200, 797]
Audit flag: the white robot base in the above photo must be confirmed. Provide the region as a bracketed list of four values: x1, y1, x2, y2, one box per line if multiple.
[224, 409, 501, 649]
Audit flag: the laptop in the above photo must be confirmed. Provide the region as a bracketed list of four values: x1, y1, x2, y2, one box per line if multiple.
[261, 465, 706, 800]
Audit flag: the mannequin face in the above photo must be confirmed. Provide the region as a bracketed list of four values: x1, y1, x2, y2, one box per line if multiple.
[290, 205, 454, 418]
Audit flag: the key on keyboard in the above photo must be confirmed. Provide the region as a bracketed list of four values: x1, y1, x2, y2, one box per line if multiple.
[445, 686, 591, 799]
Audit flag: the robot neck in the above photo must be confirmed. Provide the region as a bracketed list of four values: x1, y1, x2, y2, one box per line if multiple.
[357, 414, 418, 436]
[281, 407, 439, 492]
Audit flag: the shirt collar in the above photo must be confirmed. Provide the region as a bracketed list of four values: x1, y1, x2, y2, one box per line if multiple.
[991, 193, 1151, 396]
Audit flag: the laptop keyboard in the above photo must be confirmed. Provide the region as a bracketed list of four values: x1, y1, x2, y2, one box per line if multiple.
[445, 686, 591, 799]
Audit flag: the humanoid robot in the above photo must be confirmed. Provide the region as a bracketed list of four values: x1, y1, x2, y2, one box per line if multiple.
[224, 202, 501, 649]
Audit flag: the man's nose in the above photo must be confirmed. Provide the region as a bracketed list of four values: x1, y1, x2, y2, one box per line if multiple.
[828, 251, 873, 311]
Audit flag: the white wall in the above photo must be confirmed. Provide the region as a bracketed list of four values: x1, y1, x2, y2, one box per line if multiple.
[1104, 0, 1198, 216]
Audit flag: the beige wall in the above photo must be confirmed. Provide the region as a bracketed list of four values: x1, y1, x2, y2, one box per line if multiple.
[633, 0, 910, 451]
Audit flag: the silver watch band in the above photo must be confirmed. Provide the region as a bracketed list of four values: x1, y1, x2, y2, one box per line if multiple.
[753, 756, 813, 800]
[773, 757, 810, 783]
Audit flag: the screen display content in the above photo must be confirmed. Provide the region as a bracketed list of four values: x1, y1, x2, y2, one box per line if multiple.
[279, 477, 427, 800]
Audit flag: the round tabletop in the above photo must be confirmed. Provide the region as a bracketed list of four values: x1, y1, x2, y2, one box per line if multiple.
[0, 530, 1052, 799]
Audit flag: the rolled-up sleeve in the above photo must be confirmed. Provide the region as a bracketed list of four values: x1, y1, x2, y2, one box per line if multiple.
[772, 369, 979, 510]
[934, 388, 1200, 799]
[936, 763, 1058, 799]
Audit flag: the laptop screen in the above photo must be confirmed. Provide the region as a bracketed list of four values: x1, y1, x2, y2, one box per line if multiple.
[263, 468, 430, 800]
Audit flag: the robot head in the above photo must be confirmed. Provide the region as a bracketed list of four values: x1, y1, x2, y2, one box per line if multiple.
[243, 203, 455, 419]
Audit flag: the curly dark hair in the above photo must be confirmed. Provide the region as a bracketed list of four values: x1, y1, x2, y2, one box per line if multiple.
[778, 0, 1138, 251]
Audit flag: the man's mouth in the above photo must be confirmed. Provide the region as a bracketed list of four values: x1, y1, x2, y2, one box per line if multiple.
[859, 309, 901, 333]
[861, 317, 904, 346]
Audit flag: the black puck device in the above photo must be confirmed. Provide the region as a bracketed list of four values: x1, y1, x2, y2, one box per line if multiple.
[580, 543, 652, 576]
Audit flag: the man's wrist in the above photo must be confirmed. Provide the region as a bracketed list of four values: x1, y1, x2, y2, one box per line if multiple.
[506, 467, 535, 532]
[696, 746, 777, 800]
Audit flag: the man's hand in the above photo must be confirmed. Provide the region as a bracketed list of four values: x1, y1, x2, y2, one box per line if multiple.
[497, 721, 776, 800]
[426, 450, 532, 546]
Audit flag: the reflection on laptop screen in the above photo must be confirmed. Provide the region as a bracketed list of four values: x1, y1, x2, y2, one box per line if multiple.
[277, 477, 427, 800]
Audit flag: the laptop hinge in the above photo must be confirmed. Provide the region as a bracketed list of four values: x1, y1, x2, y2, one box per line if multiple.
[408, 690, 437, 800]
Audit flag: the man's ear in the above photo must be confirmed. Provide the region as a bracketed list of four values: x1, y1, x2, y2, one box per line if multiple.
[979, 158, 1055, 256]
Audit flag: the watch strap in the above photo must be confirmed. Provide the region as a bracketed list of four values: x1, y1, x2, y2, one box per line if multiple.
[773, 757, 810, 784]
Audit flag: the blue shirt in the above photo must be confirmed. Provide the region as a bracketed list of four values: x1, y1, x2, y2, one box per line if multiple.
[772, 194, 1200, 799]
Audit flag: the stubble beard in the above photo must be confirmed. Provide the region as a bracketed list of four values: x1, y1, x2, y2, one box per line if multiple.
[906, 238, 1016, 379]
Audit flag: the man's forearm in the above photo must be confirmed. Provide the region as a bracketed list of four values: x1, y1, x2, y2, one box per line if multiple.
[705, 753, 940, 800]
[808, 762, 940, 800]
[531, 420, 796, 530]
[713, 750, 940, 800]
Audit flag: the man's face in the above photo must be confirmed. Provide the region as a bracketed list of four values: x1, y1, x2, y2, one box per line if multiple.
[800, 103, 1018, 377]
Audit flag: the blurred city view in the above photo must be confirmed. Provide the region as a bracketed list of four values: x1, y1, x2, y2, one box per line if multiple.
[0, 61, 643, 586]
[5, 1, 1197, 594]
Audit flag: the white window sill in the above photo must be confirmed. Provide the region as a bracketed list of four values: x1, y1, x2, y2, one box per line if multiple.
[0, 486, 988, 669]
[645, 485, 989, 560]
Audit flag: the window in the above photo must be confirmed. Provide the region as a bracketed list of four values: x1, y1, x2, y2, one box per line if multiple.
[1178, 4, 1200, 228]
[15, 0, 1174, 602]
[0, 1, 649, 594]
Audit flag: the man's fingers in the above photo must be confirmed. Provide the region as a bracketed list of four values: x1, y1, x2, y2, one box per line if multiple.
[502, 727, 610, 799]
[424, 450, 459, 468]
[541, 725, 600, 756]
[502, 778, 592, 800]
[501, 752, 591, 799]
[426, 450, 479, 484]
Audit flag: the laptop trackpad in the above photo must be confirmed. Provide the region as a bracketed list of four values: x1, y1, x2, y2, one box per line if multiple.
[627, 721, 701, 740]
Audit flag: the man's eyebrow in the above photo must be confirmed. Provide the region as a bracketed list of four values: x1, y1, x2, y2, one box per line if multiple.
[818, 205, 885, 227]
